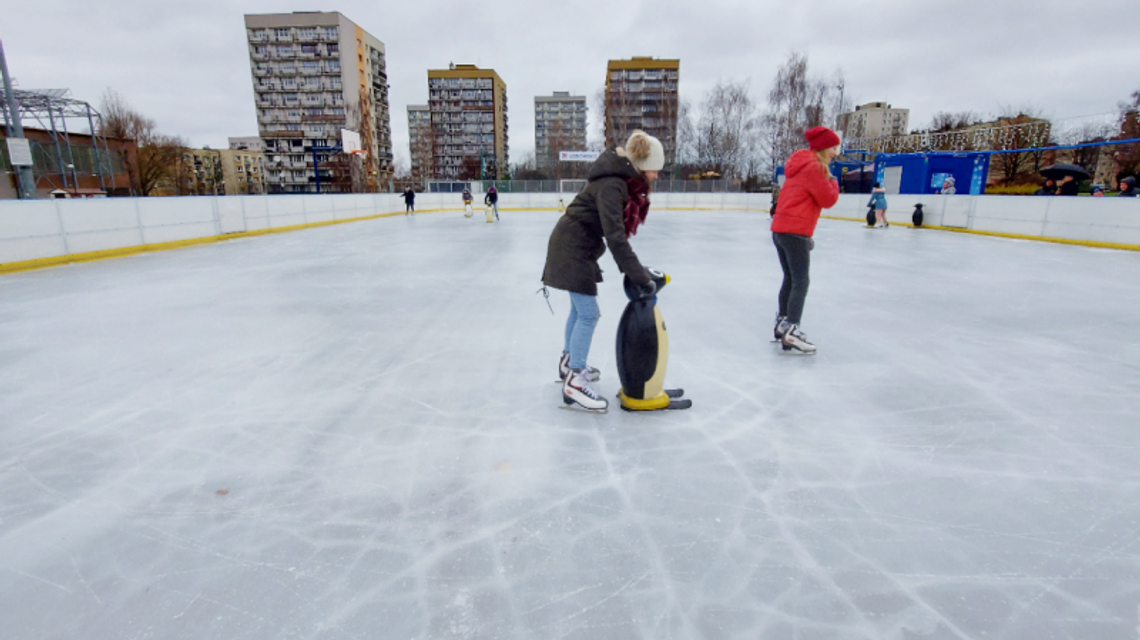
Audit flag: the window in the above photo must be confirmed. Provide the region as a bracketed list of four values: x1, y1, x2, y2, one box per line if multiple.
[275, 29, 290, 39]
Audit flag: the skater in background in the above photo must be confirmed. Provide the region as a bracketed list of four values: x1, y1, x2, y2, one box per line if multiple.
[770, 126, 841, 354]
[1119, 176, 1137, 197]
[868, 182, 888, 228]
[462, 188, 474, 217]
[541, 130, 663, 412]
[403, 187, 416, 215]
[484, 186, 499, 220]
[939, 176, 956, 194]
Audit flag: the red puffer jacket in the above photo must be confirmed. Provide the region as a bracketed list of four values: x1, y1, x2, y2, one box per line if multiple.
[771, 149, 839, 237]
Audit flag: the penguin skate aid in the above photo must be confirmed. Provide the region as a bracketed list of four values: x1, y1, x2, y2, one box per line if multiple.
[615, 268, 691, 411]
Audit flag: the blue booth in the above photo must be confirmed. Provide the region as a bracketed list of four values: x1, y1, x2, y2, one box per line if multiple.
[872, 152, 990, 195]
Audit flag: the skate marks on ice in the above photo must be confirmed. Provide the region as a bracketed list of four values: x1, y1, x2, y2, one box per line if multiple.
[3, 213, 1140, 638]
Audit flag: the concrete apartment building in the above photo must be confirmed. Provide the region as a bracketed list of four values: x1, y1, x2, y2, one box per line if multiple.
[427, 64, 508, 180]
[534, 92, 587, 169]
[244, 11, 392, 193]
[837, 102, 910, 140]
[170, 148, 265, 196]
[228, 136, 265, 152]
[604, 57, 680, 173]
[406, 105, 432, 183]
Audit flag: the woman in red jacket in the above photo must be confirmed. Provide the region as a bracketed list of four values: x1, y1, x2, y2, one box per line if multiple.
[771, 126, 841, 354]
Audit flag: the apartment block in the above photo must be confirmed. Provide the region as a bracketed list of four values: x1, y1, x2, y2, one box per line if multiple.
[171, 148, 265, 196]
[228, 136, 265, 152]
[407, 105, 431, 183]
[605, 57, 680, 173]
[427, 64, 508, 180]
[244, 11, 392, 193]
[535, 92, 587, 169]
[837, 102, 910, 140]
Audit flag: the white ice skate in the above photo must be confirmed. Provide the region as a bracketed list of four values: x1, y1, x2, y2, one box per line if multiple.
[780, 323, 816, 354]
[562, 369, 608, 413]
[558, 351, 600, 383]
[772, 316, 788, 343]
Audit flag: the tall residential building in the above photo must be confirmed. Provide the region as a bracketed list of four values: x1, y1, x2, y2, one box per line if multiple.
[228, 136, 265, 152]
[427, 64, 508, 180]
[605, 57, 680, 173]
[836, 102, 910, 140]
[407, 105, 432, 183]
[244, 11, 392, 193]
[535, 92, 587, 169]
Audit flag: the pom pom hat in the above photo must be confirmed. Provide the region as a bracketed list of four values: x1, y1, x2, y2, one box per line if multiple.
[805, 126, 841, 151]
[624, 130, 665, 172]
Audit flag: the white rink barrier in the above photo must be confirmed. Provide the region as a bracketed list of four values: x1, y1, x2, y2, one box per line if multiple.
[3, 191, 1139, 273]
[828, 194, 1140, 248]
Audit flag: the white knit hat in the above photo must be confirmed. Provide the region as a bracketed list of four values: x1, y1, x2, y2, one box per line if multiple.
[624, 130, 665, 172]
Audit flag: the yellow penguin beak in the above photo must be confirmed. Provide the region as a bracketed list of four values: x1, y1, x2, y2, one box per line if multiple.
[664, 274, 672, 285]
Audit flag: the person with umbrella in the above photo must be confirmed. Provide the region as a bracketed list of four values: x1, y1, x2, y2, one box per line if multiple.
[1040, 163, 1089, 196]
[1034, 179, 1057, 196]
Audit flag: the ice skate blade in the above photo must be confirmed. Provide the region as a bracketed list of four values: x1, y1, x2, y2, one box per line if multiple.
[559, 404, 608, 415]
[778, 348, 817, 356]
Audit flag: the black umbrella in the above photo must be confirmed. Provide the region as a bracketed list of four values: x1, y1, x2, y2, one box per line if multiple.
[1040, 163, 1090, 180]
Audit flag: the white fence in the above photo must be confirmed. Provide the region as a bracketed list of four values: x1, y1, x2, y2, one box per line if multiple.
[3, 192, 1139, 272]
[829, 194, 1140, 247]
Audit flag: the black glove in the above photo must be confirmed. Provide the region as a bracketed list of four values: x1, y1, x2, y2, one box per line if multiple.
[638, 280, 657, 299]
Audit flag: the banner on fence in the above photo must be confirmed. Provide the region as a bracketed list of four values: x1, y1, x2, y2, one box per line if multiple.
[559, 151, 600, 163]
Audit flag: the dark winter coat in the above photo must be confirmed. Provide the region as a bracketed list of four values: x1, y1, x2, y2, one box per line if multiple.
[485, 191, 498, 205]
[1120, 177, 1137, 197]
[1058, 180, 1079, 196]
[403, 189, 415, 204]
[541, 148, 651, 296]
[770, 149, 839, 237]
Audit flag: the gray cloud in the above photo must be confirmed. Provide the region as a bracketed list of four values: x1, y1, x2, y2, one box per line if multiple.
[5, 0, 1137, 165]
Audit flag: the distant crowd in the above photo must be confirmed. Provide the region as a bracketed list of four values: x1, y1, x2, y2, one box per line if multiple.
[1035, 176, 1137, 197]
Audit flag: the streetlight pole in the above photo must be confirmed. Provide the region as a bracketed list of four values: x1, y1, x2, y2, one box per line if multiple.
[1, 39, 36, 199]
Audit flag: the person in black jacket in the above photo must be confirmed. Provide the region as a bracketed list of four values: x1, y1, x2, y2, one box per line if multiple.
[484, 186, 499, 220]
[1119, 176, 1138, 197]
[1057, 175, 1079, 196]
[1034, 179, 1057, 196]
[403, 187, 416, 215]
[541, 130, 664, 411]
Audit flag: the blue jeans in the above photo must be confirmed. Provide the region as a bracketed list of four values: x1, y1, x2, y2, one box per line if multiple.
[563, 292, 600, 370]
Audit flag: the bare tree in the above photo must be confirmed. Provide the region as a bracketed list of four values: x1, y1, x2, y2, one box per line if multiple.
[929, 111, 980, 133]
[761, 52, 837, 172]
[1113, 89, 1140, 182]
[693, 79, 761, 180]
[100, 89, 186, 196]
[990, 106, 1052, 185]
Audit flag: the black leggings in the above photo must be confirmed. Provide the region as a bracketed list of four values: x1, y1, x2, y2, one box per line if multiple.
[773, 232, 812, 325]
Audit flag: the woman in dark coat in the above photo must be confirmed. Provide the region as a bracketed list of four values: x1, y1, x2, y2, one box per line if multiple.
[541, 130, 664, 411]
[403, 188, 416, 215]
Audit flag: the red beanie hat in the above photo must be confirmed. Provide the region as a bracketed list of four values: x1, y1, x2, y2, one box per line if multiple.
[805, 126, 841, 151]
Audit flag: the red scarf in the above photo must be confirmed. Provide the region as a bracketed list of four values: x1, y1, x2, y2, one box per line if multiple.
[623, 177, 650, 237]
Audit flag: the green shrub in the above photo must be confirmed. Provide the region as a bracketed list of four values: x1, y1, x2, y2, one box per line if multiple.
[985, 184, 1041, 195]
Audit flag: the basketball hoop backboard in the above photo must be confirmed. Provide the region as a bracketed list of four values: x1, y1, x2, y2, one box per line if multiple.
[341, 129, 362, 154]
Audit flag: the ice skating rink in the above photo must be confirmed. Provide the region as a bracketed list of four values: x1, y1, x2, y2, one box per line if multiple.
[3, 207, 1140, 640]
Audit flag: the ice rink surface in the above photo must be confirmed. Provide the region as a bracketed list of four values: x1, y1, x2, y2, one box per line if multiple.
[2, 208, 1140, 640]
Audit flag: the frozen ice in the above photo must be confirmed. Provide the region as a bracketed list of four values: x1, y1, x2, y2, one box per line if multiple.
[2, 209, 1140, 639]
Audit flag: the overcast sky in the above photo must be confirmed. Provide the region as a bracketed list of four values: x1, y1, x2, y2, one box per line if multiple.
[5, 0, 1139, 166]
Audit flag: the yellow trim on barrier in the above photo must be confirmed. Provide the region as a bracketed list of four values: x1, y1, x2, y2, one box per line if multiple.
[820, 214, 1140, 252]
[0, 208, 445, 275]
